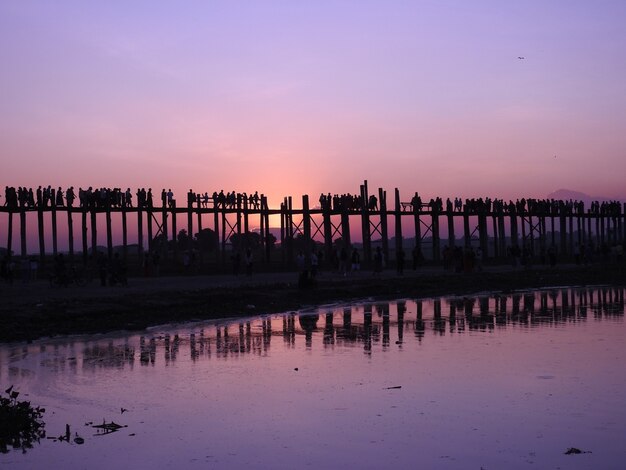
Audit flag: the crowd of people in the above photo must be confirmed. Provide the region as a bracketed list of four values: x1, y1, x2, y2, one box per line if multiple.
[3, 186, 623, 219]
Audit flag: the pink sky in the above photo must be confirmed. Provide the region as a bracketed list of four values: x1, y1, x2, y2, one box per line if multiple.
[2, 1, 626, 208]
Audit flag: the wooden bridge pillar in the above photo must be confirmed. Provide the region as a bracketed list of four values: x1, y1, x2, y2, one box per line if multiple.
[431, 208, 440, 261]
[122, 206, 128, 261]
[36, 208, 45, 263]
[90, 210, 97, 259]
[379, 188, 389, 263]
[6, 211, 13, 257]
[478, 213, 488, 256]
[20, 209, 27, 258]
[394, 189, 403, 258]
[187, 198, 194, 252]
[303, 195, 311, 264]
[323, 200, 333, 261]
[498, 214, 506, 258]
[51, 204, 58, 256]
[413, 193, 421, 258]
[447, 210, 455, 249]
[360, 181, 371, 264]
[81, 210, 88, 265]
[161, 202, 168, 259]
[463, 210, 470, 248]
[286, 197, 294, 266]
[280, 201, 286, 265]
[510, 213, 518, 249]
[491, 215, 498, 258]
[340, 207, 351, 252]
[67, 209, 74, 259]
[171, 200, 178, 260]
[106, 208, 113, 260]
[147, 208, 153, 253]
[559, 215, 567, 257]
[262, 196, 271, 262]
[137, 207, 144, 259]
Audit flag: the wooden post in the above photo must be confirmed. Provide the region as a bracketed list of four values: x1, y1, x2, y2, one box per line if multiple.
[280, 200, 285, 265]
[161, 201, 168, 259]
[38, 208, 45, 263]
[413, 193, 422, 258]
[479, 212, 488, 257]
[82, 210, 88, 265]
[510, 212, 518, 249]
[213, 198, 220, 263]
[568, 214, 574, 258]
[7, 210, 13, 257]
[491, 215, 498, 258]
[379, 188, 389, 263]
[432, 206, 440, 261]
[263, 196, 271, 262]
[122, 206, 128, 261]
[67, 208, 74, 259]
[137, 206, 144, 259]
[323, 197, 333, 261]
[303, 195, 311, 264]
[106, 208, 113, 260]
[90, 210, 97, 260]
[394, 189, 402, 259]
[20, 209, 27, 258]
[340, 205, 351, 252]
[51, 203, 58, 256]
[147, 209, 153, 253]
[498, 214, 506, 259]
[171, 200, 178, 260]
[243, 195, 249, 241]
[360, 181, 371, 264]
[287, 196, 294, 266]
[187, 197, 193, 252]
[447, 208, 455, 249]
[221, 200, 227, 264]
[463, 210, 470, 248]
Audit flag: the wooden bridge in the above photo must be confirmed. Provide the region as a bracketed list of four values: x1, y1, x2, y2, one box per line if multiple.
[1, 181, 624, 268]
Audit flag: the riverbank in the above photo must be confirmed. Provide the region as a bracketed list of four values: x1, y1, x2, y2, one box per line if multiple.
[1, 263, 625, 343]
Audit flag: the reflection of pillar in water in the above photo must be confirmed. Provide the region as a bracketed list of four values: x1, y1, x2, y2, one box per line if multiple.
[323, 313, 334, 346]
[448, 301, 456, 332]
[190, 333, 198, 360]
[216, 327, 223, 355]
[343, 308, 352, 330]
[433, 299, 445, 335]
[561, 289, 569, 315]
[540, 292, 548, 315]
[414, 300, 425, 342]
[511, 294, 520, 318]
[397, 301, 405, 344]
[140, 336, 149, 365]
[149, 337, 156, 364]
[246, 322, 251, 352]
[364, 306, 372, 353]
[380, 304, 390, 349]
[239, 323, 245, 353]
[479, 297, 489, 317]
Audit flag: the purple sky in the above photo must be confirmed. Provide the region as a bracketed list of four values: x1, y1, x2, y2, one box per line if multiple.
[2, 1, 625, 206]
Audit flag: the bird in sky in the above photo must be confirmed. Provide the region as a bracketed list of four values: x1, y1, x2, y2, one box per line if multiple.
[518, 56, 525, 59]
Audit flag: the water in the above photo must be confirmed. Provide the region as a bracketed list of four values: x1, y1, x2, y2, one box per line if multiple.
[1, 287, 625, 469]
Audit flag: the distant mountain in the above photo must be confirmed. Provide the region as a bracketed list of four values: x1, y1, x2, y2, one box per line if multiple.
[547, 189, 622, 204]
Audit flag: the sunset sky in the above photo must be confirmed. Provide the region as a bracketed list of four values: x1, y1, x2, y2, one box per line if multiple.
[2, 1, 625, 207]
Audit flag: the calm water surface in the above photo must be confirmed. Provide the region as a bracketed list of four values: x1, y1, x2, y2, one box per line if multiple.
[1, 287, 625, 469]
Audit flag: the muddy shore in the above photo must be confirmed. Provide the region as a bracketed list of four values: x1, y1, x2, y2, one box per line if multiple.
[1, 264, 625, 343]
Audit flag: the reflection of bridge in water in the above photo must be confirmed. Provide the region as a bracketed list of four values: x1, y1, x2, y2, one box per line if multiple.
[3, 287, 622, 377]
